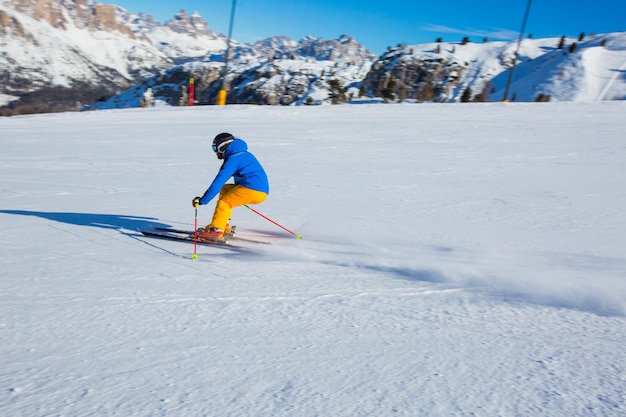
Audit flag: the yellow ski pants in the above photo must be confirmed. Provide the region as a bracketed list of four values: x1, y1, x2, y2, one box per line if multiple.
[209, 184, 267, 231]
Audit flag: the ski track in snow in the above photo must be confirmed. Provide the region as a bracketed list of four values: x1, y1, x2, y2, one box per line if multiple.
[1, 103, 625, 416]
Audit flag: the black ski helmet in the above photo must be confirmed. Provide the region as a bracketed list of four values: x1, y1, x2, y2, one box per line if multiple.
[212, 132, 234, 159]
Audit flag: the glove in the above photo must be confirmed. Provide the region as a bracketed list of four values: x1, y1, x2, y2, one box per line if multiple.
[192, 197, 201, 207]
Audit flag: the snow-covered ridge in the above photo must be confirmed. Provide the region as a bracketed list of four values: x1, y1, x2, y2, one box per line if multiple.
[366, 33, 626, 103]
[0, 0, 376, 109]
[0, 0, 172, 91]
[88, 30, 626, 109]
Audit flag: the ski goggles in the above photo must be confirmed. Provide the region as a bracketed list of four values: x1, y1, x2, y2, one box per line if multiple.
[212, 140, 233, 153]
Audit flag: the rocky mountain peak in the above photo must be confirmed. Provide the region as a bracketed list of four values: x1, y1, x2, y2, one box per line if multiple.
[0, 9, 28, 37]
[298, 34, 375, 63]
[5, 0, 134, 36]
[166, 10, 209, 36]
[5, 0, 67, 29]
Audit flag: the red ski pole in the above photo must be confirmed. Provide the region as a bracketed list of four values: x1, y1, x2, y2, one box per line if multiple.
[244, 205, 302, 239]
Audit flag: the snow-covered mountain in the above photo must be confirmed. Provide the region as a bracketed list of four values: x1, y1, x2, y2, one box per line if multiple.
[97, 32, 626, 108]
[92, 34, 376, 108]
[366, 33, 626, 103]
[1, 0, 625, 112]
[491, 32, 626, 102]
[0, 0, 171, 96]
[0, 0, 376, 110]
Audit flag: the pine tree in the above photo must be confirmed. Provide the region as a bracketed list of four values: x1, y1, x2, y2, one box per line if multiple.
[178, 85, 188, 106]
[461, 87, 472, 102]
[328, 79, 347, 104]
[473, 82, 493, 102]
[473, 92, 486, 102]
[398, 87, 407, 103]
[534, 93, 551, 102]
[381, 79, 396, 102]
[557, 36, 566, 50]
[416, 82, 435, 102]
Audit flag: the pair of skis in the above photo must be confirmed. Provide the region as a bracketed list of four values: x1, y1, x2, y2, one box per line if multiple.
[139, 208, 299, 257]
[138, 225, 270, 249]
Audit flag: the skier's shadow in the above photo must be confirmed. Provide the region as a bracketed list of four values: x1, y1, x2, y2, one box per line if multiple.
[0, 210, 171, 233]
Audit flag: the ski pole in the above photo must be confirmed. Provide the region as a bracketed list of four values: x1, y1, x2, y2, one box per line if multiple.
[244, 205, 302, 239]
[192, 204, 199, 260]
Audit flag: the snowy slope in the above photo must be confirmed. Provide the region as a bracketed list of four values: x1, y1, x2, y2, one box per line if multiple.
[379, 33, 626, 103]
[566, 33, 626, 101]
[1, 102, 626, 414]
[398, 37, 556, 98]
[148, 25, 227, 60]
[490, 32, 626, 102]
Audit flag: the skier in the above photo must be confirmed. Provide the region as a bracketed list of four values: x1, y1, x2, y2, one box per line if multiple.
[192, 133, 269, 242]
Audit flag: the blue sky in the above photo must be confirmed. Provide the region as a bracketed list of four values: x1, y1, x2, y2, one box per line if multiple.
[112, 0, 625, 55]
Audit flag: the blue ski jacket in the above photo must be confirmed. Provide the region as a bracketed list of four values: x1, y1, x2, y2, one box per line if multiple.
[199, 138, 269, 205]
